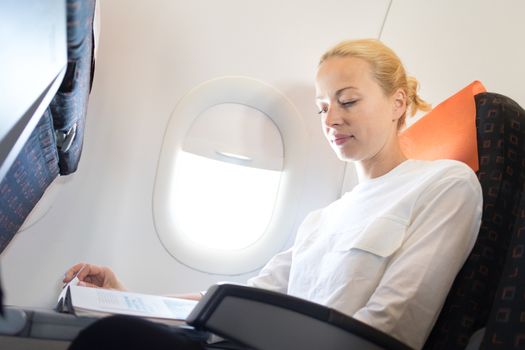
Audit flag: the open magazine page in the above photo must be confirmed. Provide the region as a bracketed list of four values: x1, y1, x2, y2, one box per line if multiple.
[57, 284, 198, 325]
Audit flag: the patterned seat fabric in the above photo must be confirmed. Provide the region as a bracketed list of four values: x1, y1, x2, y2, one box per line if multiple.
[0, 0, 95, 313]
[424, 92, 525, 349]
[480, 94, 525, 349]
[0, 111, 60, 253]
[50, 0, 96, 175]
[0, 0, 95, 253]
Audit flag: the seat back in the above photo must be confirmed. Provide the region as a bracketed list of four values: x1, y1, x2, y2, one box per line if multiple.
[476, 93, 525, 349]
[0, 0, 96, 254]
[0, 111, 60, 252]
[399, 80, 485, 172]
[418, 92, 525, 349]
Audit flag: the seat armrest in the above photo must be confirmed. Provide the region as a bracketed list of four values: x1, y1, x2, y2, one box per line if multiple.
[0, 308, 27, 335]
[187, 284, 412, 350]
[0, 306, 98, 341]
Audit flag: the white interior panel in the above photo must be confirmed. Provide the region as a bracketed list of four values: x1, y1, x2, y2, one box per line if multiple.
[1, 0, 389, 308]
[381, 0, 525, 109]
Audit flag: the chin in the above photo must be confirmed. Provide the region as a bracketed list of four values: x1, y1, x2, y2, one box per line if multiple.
[335, 152, 356, 162]
[337, 149, 370, 163]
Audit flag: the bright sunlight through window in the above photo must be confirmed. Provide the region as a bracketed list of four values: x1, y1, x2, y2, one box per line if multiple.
[172, 150, 281, 251]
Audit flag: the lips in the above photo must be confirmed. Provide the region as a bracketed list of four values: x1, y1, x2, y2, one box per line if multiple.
[332, 134, 353, 146]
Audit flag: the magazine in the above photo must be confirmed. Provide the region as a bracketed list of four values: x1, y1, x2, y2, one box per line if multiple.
[57, 283, 197, 326]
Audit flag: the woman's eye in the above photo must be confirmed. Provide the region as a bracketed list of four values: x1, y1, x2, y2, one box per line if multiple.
[317, 106, 328, 115]
[340, 100, 357, 107]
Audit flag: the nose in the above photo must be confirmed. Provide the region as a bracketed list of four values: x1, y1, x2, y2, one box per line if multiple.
[323, 106, 344, 128]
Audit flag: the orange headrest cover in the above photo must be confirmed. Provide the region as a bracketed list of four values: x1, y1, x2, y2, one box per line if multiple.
[399, 81, 486, 172]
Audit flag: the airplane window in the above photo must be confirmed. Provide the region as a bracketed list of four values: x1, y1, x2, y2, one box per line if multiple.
[153, 77, 307, 275]
[172, 151, 281, 250]
[174, 103, 283, 250]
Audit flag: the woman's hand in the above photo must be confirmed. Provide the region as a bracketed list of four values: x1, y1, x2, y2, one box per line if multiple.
[63, 263, 127, 291]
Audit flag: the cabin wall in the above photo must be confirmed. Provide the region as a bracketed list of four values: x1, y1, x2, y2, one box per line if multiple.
[1, 0, 524, 308]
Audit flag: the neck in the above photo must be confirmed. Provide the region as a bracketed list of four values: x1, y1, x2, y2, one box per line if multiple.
[355, 142, 407, 182]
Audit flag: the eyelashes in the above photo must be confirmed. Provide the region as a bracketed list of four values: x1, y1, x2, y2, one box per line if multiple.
[341, 100, 357, 107]
[316, 100, 358, 115]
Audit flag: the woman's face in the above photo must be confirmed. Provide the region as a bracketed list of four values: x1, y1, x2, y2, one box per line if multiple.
[315, 56, 405, 163]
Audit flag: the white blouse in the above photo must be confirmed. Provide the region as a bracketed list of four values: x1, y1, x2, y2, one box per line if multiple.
[247, 159, 483, 349]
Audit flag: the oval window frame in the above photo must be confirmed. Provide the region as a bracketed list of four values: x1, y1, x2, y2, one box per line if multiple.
[153, 76, 307, 275]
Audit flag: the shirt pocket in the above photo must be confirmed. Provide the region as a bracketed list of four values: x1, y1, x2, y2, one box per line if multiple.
[332, 216, 407, 258]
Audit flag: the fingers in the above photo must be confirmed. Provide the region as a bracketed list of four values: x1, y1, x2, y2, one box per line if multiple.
[63, 263, 101, 284]
[63, 262, 86, 282]
[76, 264, 95, 282]
[62, 263, 123, 290]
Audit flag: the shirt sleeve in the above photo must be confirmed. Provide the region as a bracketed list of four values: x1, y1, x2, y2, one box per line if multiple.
[247, 209, 323, 294]
[352, 170, 483, 350]
[246, 246, 293, 293]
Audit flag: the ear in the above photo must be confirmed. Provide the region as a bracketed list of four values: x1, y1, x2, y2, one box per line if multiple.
[391, 88, 407, 121]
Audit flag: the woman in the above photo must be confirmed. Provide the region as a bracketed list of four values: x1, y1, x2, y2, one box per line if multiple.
[65, 39, 482, 349]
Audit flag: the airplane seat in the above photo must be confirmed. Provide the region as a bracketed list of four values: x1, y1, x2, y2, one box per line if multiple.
[0, 1, 97, 345]
[475, 92, 525, 348]
[0, 0, 96, 254]
[0, 110, 60, 252]
[50, 0, 97, 176]
[399, 82, 525, 349]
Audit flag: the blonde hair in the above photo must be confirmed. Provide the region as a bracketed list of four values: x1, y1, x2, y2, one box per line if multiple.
[319, 39, 431, 128]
